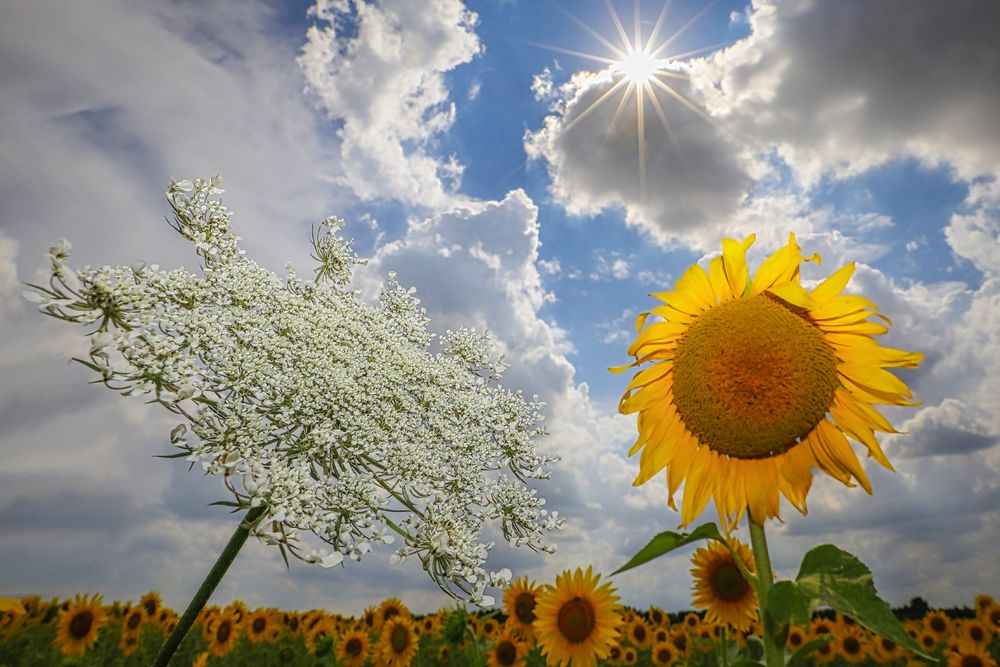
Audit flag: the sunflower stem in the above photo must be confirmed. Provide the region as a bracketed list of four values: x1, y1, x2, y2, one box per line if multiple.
[748, 517, 785, 667]
[152, 505, 267, 667]
[721, 625, 729, 667]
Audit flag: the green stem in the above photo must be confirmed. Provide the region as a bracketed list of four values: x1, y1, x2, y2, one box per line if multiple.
[748, 517, 785, 667]
[152, 505, 267, 667]
[720, 625, 729, 667]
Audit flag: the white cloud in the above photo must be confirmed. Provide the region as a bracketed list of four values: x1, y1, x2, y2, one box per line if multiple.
[525, 65, 756, 246]
[298, 0, 481, 209]
[692, 0, 1000, 188]
[0, 233, 19, 328]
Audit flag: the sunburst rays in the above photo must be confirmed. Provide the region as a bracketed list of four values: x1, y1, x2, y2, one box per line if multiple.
[530, 0, 724, 204]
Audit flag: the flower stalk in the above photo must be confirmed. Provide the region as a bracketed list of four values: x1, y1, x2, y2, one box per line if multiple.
[748, 517, 785, 667]
[152, 505, 267, 667]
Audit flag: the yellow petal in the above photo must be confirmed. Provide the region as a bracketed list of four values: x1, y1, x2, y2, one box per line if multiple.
[708, 255, 732, 303]
[722, 235, 754, 299]
[675, 263, 717, 310]
[816, 420, 872, 493]
[750, 232, 821, 295]
[811, 262, 855, 305]
[838, 362, 913, 398]
[666, 433, 698, 511]
[766, 281, 816, 309]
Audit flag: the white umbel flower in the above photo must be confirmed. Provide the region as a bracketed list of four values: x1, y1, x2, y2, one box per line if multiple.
[26, 177, 562, 605]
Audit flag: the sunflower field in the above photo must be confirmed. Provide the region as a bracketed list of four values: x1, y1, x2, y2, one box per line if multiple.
[2, 587, 998, 667]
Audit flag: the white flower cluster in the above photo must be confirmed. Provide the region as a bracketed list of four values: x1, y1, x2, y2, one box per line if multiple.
[26, 176, 563, 606]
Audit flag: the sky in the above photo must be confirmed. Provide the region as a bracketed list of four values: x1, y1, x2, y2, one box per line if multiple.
[1, 0, 998, 617]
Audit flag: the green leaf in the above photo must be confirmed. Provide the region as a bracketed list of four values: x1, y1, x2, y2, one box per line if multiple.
[786, 635, 833, 667]
[768, 544, 933, 660]
[612, 522, 724, 575]
[769, 580, 813, 626]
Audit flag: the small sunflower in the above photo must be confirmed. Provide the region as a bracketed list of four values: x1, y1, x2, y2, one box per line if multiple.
[139, 591, 162, 619]
[925, 610, 951, 638]
[533, 567, 623, 667]
[438, 644, 452, 662]
[336, 628, 371, 667]
[975, 595, 996, 615]
[607, 643, 623, 665]
[617, 233, 922, 529]
[208, 609, 239, 657]
[872, 634, 903, 661]
[652, 627, 670, 645]
[682, 612, 700, 631]
[648, 606, 668, 628]
[53, 593, 107, 656]
[420, 615, 439, 637]
[625, 617, 651, 649]
[690, 539, 757, 631]
[959, 618, 991, 647]
[669, 629, 688, 656]
[378, 616, 419, 667]
[651, 641, 676, 666]
[306, 617, 337, 654]
[785, 625, 806, 652]
[978, 603, 1000, 633]
[918, 630, 940, 654]
[488, 631, 528, 667]
[834, 626, 869, 663]
[505, 577, 540, 637]
[377, 597, 411, 630]
[122, 606, 147, 635]
[622, 646, 638, 665]
[119, 630, 140, 657]
[811, 618, 834, 636]
[948, 641, 997, 667]
[246, 609, 272, 643]
[481, 617, 500, 639]
[225, 600, 248, 626]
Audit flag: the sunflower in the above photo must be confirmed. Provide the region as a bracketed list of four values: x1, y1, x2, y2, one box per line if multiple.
[622, 646, 638, 665]
[438, 644, 453, 662]
[122, 605, 147, 635]
[505, 577, 540, 637]
[975, 595, 996, 615]
[336, 628, 371, 667]
[690, 539, 757, 631]
[225, 600, 248, 626]
[925, 610, 952, 638]
[243, 608, 271, 643]
[139, 591, 162, 619]
[811, 618, 834, 636]
[960, 618, 991, 647]
[785, 625, 806, 651]
[306, 617, 337, 654]
[616, 233, 922, 529]
[377, 597, 410, 630]
[979, 603, 1000, 633]
[481, 617, 500, 639]
[948, 641, 998, 667]
[378, 616, 419, 667]
[488, 631, 528, 667]
[669, 629, 688, 656]
[648, 605, 668, 628]
[833, 626, 869, 664]
[652, 627, 670, 645]
[533, 567, 623, 667]
[420, 615, 439, 638]
[208, 609, 239, 657]
[607, 643, 623, 665]
[53, 593, 107, 656]
[119, 629, 140, 657]
[682, 612, 700, 631]
[651, 641, 676, 666]
[872, 634, 904, 661]
[918, 630, 940, 654]
[625, 617, 651, 649]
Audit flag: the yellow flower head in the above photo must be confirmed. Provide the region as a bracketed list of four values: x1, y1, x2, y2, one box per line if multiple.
[690, 539, 757, 632]
[336, 628, 371, 667]
[616, 233, 923, 528]
[533, 567, 624, 667]
[504, 576, 540, 638]
[54, 593, 108, 657]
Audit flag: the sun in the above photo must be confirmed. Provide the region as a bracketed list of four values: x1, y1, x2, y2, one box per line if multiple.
[613, 47, 667, 84]
[524, 1, 726, 201]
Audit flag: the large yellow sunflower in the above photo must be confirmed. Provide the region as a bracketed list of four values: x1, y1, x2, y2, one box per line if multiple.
[54, 593, 108, 656]
[208, 609, 239, 657]
[336, 628, 371, 667]
[378, 616, 419, 667]
[616, 233, 923, 529]
[533, 567, 623, 667]
[690, 539, 757, 631]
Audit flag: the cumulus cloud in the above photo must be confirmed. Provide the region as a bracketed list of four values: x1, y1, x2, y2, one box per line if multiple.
[298, 0, 480, 208]
[692, 0, 1000, 188]
[525, 65, 755, 246]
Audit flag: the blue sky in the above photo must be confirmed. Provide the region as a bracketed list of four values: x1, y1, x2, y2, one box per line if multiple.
[1, 0, 999, 617]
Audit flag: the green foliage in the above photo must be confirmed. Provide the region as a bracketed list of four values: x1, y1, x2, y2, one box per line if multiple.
[612, 522, 725, 575]
[767, 544, 932, 660]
